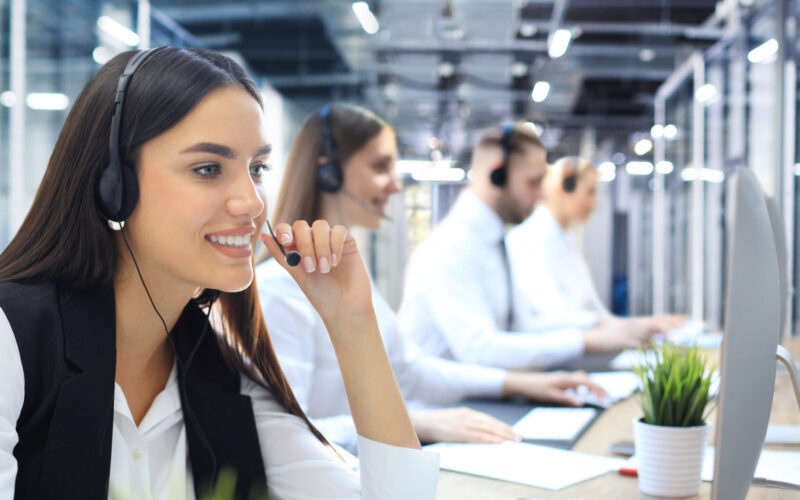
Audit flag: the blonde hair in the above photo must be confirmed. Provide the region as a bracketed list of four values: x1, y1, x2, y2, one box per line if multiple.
[545, 156, 596, 194]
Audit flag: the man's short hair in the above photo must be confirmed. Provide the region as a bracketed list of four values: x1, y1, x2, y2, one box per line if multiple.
[476, 122, 544, 154]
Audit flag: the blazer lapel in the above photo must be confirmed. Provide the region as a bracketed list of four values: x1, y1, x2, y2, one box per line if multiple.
[173, 304, 267, 499]
[37, 286, 116, 499]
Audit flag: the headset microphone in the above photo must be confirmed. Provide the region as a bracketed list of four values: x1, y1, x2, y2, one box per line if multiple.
[265, 220, 301, 267]
[340, 187, 393, 222]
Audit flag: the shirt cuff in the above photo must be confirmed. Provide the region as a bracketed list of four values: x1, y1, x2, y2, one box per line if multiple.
[356, 435, 440, 500]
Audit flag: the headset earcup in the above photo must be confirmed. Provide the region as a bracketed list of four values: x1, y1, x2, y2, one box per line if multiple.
[490, 166, 506, 187]
[562, 174, 577, 193]
[318, 162, 343, 193]
[116, 163, 139, 221]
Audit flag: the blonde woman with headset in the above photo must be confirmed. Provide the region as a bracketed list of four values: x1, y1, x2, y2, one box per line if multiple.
[506, 157, 684, 342]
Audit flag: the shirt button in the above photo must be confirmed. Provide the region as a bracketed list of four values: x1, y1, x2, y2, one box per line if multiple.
[132, 449, 143, 460]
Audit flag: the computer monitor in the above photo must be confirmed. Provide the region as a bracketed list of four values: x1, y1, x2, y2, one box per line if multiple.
[764, 195, 789, 343]
[711, 167, 780, 500]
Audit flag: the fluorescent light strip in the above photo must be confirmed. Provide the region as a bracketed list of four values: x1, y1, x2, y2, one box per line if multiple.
[531, 81, 550, 103]
[26, 93, 69, 111]
[626, 161, 654, 176]
[352, 2, 379, 35]
[598, 161, 616, 182]
[97, 16, 139, 47]
[680, 167, 724, 183]
[695, 84, 717, 103]
[548, 29, 571, 58]
[655, 161, 674, 174]
[747, 39, 778, 64]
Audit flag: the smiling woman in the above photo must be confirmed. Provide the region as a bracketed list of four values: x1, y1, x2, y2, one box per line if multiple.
[0, 47, 438, 499]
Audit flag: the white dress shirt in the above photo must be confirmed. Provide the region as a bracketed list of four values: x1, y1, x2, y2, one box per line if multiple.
[506, 205, 610, 329]
[398, 190, 586, 371]
[257, 258, 506, 453]
[0, 307, 439, 500]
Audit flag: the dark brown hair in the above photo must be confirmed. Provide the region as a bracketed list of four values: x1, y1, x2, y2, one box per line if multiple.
[271, 103, 390, 226]
[0, 47, 326, 444]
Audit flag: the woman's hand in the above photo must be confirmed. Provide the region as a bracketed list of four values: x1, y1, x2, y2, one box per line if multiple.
[261, 220, 373, 322]
[410, 407, 521, 445]
[502, 370, 608, 406]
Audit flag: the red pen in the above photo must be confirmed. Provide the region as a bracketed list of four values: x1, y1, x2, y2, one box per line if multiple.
[618, 467, 638, 477]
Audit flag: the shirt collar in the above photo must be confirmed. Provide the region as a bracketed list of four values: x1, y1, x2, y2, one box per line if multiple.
[448, 189, 506, 243]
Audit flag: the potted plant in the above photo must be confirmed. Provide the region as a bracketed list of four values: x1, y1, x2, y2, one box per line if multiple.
[632, 342, 716, 497]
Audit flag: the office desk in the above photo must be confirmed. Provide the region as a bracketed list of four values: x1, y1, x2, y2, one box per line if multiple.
[436, 337, 800, 499]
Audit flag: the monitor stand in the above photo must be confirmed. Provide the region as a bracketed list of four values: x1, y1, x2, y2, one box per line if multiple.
[751, 346, 800, 491]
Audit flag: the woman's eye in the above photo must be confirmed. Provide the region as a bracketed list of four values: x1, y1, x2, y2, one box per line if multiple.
[251, 163, 271, 179]
[194, 163, 221, 178]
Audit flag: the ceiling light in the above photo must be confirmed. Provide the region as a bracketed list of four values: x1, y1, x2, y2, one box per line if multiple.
[695, 84, 717, 103]
[681, 167, 725, 183]
[655, 161, 674, 174]
[97, 16, 139, 47]
[511, 62, 528, 77]
[663, 124, 678, 139]
[26, 92, 69, 111]
[634, 138, 653, 156]
[519, 23, 537, 38]
[548, 29, 571, 58]
[438, 61, 455, 78]
[0, 91, 16, 108]
[747, 38, 778, 64]
[598, 161, 616, 182]
[650, 124, 664, 138]
[639, 48, 656, 62]
[531, 81, 550, 103]
[92, 46, 113, 65]
[626, 161, 654, 176]
[352, 2, 379, 34]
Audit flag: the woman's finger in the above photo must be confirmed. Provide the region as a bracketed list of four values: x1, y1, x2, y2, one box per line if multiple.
[292, 220, 316, 273]
[330, 225, 347, 267]
[311, 220, 332, 273]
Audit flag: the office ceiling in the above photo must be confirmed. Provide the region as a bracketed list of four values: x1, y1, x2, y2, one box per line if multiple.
[151, 0, 724, 161]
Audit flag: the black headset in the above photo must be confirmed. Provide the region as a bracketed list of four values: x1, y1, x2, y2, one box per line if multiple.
[96, 48, 156, 227]
[490, 122, 514, 187]
[562, 171, 578, 192]
[317, 104, 344, 193]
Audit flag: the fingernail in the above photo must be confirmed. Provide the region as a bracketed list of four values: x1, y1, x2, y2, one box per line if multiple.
[303, 256, 315, 273]
[319, 257, 330, 274]
[280, 233, 292, 245]
[331, 253, 338, 267]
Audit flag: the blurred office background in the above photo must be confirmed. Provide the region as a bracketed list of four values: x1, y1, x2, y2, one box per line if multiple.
[0, 0, 797, 336]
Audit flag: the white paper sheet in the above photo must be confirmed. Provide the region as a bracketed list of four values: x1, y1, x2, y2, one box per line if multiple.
[512, 407, 598, 441]
[628, 446, 800, 487]
[426, 441, 626, 490]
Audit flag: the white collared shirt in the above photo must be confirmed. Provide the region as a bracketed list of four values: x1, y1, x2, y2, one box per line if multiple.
[398, 190, 585, 371]
[257, 258, 506, 454]
[506, 205, 609, 329]
[0, 307, 439, 500]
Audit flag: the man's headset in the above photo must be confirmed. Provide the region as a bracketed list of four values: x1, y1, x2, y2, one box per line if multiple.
[490, 122, 514, 187]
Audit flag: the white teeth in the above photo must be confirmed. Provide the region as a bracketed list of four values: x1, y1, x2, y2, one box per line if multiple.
[208, 234, 250, 248]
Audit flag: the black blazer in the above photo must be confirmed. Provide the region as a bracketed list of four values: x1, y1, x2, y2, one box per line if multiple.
[0, 281, 267, 499]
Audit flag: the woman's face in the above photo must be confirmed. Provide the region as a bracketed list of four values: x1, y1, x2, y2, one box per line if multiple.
[564, 169, 599, 223]
[339, 126, 402, 230]
[125, 86, 270, 295]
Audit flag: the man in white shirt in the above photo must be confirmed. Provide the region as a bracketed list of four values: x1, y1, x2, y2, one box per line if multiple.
[398, 123, 657, 371]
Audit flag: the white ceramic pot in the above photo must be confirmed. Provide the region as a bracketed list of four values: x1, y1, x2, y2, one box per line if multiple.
[632, 418, 709, 497]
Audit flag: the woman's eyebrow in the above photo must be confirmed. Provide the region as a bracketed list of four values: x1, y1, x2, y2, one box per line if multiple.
[181, 142, 236, 159]
[180, 143, 272, 159]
